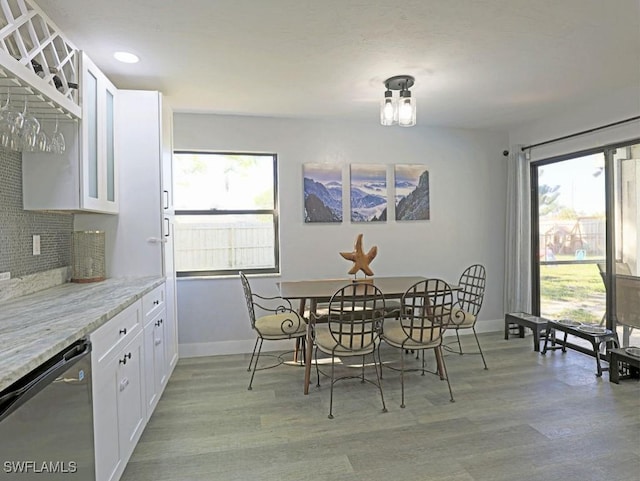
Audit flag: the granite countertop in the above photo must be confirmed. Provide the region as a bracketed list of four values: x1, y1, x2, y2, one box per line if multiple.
[0, 276, 165, 392]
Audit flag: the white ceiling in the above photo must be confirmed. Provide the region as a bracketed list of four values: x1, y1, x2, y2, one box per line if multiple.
[36, 0, 640, 130]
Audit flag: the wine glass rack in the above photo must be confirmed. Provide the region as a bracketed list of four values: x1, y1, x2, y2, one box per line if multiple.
[0, 0, 81, 120]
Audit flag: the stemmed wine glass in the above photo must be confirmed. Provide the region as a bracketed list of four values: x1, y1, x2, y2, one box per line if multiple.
[0, 90, 12, 149]
[50, 116, 65, 154]
[20, 99, 40, 152]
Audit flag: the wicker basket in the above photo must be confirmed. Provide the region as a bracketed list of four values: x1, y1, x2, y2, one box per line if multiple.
[71, 231, 106, 283]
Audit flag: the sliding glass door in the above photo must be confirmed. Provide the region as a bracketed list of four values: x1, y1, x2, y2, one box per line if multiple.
[612, 143, 640, 347]
[532, 140, 640, 347]
[533, 153, 606, 324]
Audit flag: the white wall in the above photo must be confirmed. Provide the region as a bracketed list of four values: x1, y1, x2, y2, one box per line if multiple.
[173, 114, 509, 356]
[509, 86, 640, 161]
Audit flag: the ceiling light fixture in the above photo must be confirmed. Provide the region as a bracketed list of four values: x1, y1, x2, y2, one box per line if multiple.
[113, 51, 139, 64]
[380, 75, 416, 127]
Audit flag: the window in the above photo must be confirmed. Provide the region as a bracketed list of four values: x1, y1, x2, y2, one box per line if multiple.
[174, 151, 279, 277]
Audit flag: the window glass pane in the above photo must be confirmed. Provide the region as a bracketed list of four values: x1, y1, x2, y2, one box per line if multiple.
[538, 153, 606, 324]
[106, 90, 115, 202]
[87, 72, 98, 199]
[174, 214, 276, 272]
[174, 153, 274, 210]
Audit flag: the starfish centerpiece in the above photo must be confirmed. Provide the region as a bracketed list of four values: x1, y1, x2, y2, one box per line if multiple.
[340, 234, 377, 277]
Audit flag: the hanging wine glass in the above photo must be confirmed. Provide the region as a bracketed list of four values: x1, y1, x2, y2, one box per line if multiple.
[20, 99, 40, 152]
[0, 90, 13, 149]
[36, 127, 49, 152]
[51, 116, 65, 154]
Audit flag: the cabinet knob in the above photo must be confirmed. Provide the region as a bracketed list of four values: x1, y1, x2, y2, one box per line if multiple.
[155, 319, 163, 327]
[155, 339, 162, 346]
[153, 300, 160, 305]
[119, 377, 130, 392]
[119, 352, 132, 365]
[119, 328, 127, 335]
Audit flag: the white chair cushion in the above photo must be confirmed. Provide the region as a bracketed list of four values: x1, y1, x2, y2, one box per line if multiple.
[451, 308, 476, 328]
[255, 313, 306, 339]
[314, 324, 377, 357]
[381, 318, 442, 349]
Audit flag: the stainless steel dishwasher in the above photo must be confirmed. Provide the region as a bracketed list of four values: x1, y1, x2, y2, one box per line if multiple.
[0, 338, 95, 480]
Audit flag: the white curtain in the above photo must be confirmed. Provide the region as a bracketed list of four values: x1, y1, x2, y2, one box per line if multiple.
[504, 147, 532, 313]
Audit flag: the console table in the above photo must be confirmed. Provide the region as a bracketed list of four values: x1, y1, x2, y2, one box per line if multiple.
[541, 320, 618, 377]
[504, 312, 549, 352]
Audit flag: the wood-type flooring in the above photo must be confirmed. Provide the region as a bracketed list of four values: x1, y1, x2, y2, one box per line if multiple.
[121, 332, 639, 481]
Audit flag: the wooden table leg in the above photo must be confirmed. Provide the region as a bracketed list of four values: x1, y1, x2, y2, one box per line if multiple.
[293, 299, 307, 364]
[303, 298, 316, 395]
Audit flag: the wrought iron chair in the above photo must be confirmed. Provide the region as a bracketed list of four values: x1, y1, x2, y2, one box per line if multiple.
[312, 281, 387, 419]
[381, 278, 455, 407]
[240, 272, 307, 390]
[446, 264, 488, 369]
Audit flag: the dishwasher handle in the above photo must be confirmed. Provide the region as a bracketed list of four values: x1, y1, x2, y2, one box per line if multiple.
[0, 338, 91, 422]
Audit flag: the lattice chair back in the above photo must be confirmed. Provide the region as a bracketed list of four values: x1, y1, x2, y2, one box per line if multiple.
[400, 278, 454, 345]
[326, 282, 386, 353]
[457, 264, 486, 317]
[240, 271, 257, 329]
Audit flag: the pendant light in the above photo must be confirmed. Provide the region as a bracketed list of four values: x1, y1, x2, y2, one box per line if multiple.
[380, 75, 416, 127]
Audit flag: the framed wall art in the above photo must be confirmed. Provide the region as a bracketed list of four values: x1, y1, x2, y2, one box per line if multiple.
[350, 164, 387, 222]
[303, 163, 343, 223]
[394, 164, 430, 220]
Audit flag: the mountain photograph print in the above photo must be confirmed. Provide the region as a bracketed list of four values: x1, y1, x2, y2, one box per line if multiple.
[394, 164, 430, 221]
[303, 163, 343, 223]
[350, 164, 387, 222]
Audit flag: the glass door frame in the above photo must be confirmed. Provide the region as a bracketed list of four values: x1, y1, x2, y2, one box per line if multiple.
[530, 137, 640, 332]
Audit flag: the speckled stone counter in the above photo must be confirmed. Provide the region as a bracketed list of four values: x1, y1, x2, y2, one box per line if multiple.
[0, 276, 164, 392]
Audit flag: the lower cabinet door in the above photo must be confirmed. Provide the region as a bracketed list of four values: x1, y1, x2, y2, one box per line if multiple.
[93, 354, 122, 481]
[143, 312, 166, 416]
[116, 331, 146, 462]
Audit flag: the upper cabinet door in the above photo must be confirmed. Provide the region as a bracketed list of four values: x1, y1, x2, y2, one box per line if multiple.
[22, 52, 119, 214]
[80, 53, 119, 214]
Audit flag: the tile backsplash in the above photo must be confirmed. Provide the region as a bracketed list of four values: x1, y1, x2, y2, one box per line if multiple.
[0, 150, 73, 278]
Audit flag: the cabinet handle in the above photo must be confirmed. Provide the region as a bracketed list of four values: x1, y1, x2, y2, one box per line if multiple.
[119, 328, 127, 335]
[163, 190, 169, 210]
[119, 352, 132, 365]
[164, 218, 170, 237]
[119, 377, 130, 392]
[154, 300, 160, 305]
[155, 318, 163, 327]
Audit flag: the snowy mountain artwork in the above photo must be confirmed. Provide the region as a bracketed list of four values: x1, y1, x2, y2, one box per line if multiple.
[350, 164, 387, 222]
[394, 164, 430, 221]
[303, 163, 343, 223]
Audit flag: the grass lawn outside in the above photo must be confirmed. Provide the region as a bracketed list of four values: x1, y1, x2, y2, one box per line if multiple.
[540, 261, 605, 323]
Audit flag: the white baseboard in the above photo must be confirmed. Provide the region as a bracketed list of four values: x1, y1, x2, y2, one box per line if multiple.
[179, 319, 504, 358]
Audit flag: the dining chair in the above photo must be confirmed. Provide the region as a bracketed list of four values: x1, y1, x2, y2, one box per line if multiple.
[312, 281, 387, 419]
[446, 264, 488, 370]
[239, 272, 307, 390]
[381, 278, 455, 407]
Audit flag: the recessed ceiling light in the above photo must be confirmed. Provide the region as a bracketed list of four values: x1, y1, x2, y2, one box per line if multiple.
[113, 51, 139, 64]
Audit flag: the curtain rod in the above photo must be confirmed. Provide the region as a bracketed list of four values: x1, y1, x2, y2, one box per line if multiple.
[520, 115, 640, 152]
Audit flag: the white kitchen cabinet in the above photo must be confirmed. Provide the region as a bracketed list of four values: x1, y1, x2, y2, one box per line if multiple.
[22, 52, 118, 214]
[142, 284, 168, 417]
[91, 301, 146, 481]
[78, 89, 179, 364]
[144, 309, 166, 415]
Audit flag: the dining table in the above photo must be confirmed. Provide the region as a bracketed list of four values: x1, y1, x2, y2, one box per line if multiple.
[278, 276, 429, 394]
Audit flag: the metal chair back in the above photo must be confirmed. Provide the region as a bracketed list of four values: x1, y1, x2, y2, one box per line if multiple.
[457, 264, 486, 317]
[326, 282, 385, 353]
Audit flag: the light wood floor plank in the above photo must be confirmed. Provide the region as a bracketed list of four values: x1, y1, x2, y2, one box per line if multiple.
[121, 332, 640, 481]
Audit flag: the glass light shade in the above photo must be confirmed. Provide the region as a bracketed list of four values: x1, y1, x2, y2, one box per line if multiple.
[398, 96, 416, 127]
[380, 95, 397, 126]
